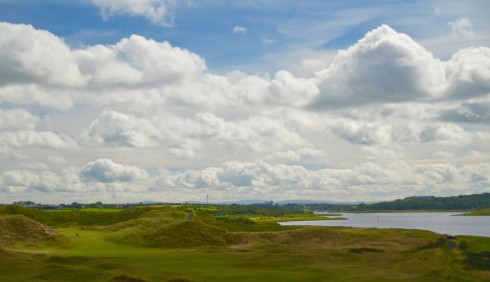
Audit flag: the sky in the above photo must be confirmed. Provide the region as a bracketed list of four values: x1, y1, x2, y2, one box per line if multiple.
[0, 0, 489, 204]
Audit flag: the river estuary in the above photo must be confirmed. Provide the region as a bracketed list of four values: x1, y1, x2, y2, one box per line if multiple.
[279, 212, 490, 237]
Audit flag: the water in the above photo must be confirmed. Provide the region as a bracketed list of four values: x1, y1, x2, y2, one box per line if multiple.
[279, 212, 490, 237]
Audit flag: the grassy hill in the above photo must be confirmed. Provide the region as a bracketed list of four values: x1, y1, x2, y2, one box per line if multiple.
[105, 208, 229, 248]
[0, 215, 60, 247]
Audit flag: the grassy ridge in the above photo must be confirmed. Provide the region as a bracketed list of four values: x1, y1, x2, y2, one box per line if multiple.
[0, 205, 152, 227]
[105, 208, 229, 248]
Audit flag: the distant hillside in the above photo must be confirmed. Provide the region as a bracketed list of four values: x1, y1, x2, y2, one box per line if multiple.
[211, 199, 361, 205]
[350, 193, 490, 211]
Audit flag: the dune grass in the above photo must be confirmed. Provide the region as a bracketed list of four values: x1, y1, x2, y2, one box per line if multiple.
[0, 215, 60, 247]
[1, 206, 489, 281]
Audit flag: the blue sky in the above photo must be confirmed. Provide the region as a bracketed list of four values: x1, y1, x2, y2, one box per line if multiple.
[0, 0, 489, 203]
[2, 0, 488, 73]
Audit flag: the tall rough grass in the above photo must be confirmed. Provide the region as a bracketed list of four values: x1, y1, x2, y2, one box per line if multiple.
[106, 208, 229, 248]
[0, 215, 59, 246]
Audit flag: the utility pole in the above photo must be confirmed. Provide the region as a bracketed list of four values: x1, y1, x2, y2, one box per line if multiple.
[206, 194, 209, 205]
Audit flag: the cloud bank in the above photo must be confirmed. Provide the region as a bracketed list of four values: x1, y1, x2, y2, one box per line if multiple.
[0, 21, 489, 203]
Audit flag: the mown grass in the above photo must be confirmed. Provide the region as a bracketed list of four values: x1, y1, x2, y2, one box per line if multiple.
[1, 206, 489, 281]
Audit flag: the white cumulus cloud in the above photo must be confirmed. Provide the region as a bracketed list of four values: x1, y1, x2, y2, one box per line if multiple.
[0, 109, 39, 131]
[449, 17, 474, 38]
[314, 25, 446, 108]
[91, 0, 180, 27]
[0, 21, 489, 203]
[312, 25, 490, 109]
[81, 159, 149, 183]
[0, 22, 88, 87]
[232, 26, 247, 34]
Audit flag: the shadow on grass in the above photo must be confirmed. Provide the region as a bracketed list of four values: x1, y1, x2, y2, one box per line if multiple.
[462, 251, 490, 271]
[348, 247, 384, 254]
[110, 274, 147, 282]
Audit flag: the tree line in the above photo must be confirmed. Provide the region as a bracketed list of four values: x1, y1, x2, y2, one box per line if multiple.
[349, 193, 490, 211]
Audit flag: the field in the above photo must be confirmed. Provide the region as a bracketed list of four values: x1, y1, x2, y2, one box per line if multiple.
[0, 205, 489, 282]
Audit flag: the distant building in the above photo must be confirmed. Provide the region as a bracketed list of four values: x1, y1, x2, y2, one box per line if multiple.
[13, 201, 62, 210]
[13, 201, 40, 208]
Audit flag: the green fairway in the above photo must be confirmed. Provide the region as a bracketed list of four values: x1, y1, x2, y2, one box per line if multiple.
[0, 205, 489, 282]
